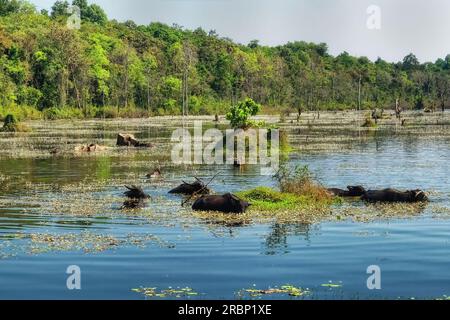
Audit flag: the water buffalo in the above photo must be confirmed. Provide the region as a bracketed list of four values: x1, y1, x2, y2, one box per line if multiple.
[75, 144, 107, 153]
[361, 189, 429, 203]
[328, 186, 366, 197]
[117, 133, 153, 148]
[169, 180, 210, 195]
[122, 199, 146, 210]
[124, 185, 149, 199]
[122, 185, 149, 210]
[146, 169, 162, 179]
[192, 193, 251, 214]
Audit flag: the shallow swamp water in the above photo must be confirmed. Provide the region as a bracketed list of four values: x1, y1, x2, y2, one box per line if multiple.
[0, 111, 449, 300]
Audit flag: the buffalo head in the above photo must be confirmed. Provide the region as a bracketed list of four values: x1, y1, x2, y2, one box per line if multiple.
[347, 186, 366, 197]
[409, 190, 429, 202]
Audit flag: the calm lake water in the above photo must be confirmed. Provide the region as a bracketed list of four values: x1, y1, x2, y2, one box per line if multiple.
[0, 113, 449, 300]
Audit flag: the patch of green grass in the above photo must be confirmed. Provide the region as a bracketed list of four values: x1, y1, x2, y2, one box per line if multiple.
[236, 187, 332, 211]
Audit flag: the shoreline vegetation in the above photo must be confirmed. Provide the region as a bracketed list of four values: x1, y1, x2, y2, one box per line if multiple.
[1, 1, 450, 123]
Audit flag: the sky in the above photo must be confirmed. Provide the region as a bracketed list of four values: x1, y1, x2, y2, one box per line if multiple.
[28, 0, 450, 63]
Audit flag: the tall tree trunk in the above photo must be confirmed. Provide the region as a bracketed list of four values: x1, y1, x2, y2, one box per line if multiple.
[124, 48, 130, 109]
[358, 75, 362, 111]
[147, 77, 151, 112]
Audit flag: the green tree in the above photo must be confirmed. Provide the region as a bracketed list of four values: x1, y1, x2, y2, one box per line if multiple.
[226, 98, 261, 129]
[0, 0, 33, 16]
[51, 0, 69, 18]
[85, 4, 107, 24]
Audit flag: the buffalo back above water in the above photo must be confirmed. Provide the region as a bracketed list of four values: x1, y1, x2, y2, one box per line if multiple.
[192, 193, 250, 214]
[361, 189, 429, 203]
[124, 185, 149, 199]
[169, 182, 210, 195]
[328, 186, 366, 197]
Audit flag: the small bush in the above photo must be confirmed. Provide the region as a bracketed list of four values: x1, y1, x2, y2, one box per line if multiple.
[274, 164, 332, 203]
[0, 114, 31, 132]
[226, 98, 261, 129]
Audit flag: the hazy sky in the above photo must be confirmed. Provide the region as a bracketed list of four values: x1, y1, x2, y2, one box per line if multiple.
[28, 0, 450, 63]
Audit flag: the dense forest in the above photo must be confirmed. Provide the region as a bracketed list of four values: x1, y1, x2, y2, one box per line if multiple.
[1, 0, 450, 119]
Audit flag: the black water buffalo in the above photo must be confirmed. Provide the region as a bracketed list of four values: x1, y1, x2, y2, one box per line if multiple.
[169, 181, 210, 195]
[192, 193, 251, 214]
[122, 185, 150, 210]
[146, 169, 162, 179]
[117, 133, 153, 148]
[122, 199, 146, 210]
[124, 185, 149, 199]
[361, 189, 429, 203]
[328, 186, 366, 197]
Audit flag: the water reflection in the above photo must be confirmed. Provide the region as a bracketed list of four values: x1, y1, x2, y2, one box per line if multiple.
[263, 222, 314, 255]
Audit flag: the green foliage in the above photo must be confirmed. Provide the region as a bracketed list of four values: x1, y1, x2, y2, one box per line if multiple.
[83, 3, 107, 25]
[0, 1, 450, 119]
[237, 187, 311, 211]
[274, 164, 333, 202]
[1, 113, 31, 132]
[275, 164, 312, 189]
[50, 0, 69, 18]
[43, 106, 84, 120]
[0, 104, 41, 120]
[236, 186, 332, 211]
[0, 0, 34, 16]
[226, 98, 261, 129]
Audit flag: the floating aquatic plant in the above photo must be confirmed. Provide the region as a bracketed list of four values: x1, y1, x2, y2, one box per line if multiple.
[321, 281, 343, 288]
[132, 286, 199, 299]
[238, 284, 311, 298]
[0, 232, 175, 256]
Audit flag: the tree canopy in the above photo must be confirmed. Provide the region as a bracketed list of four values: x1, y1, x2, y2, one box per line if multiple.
[1, 0, 450, 118]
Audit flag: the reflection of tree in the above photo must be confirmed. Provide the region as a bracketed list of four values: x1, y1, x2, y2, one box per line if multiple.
[263, 223, 314, 255]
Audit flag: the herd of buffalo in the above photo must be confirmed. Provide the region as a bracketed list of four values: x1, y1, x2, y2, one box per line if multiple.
[121, 178, 429, 213]
[53, 131, 430, 213]
[327, 186, 429, 203]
